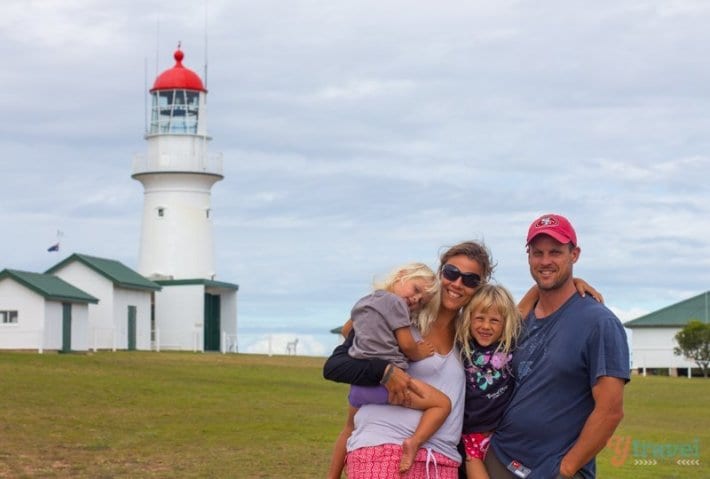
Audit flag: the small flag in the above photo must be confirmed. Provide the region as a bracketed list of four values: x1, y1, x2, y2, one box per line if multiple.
[47, 243, 60, 252]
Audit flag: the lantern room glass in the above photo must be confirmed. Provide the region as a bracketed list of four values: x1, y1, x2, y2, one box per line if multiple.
[150, 90, 200, 134]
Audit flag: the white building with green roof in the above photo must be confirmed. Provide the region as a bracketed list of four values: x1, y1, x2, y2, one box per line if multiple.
[625, 291, 709, 376]
[46, 253, 161, 351]
[0, 269, 98, 352]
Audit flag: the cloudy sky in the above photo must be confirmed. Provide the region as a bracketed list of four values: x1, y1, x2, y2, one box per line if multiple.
[2, 1, 709, 356]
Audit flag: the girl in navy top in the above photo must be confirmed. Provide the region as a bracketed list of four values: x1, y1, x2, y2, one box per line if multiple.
[456, 284, 522, 479]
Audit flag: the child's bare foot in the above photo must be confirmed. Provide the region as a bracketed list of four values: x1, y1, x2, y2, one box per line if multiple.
[400, 438, 419, 472]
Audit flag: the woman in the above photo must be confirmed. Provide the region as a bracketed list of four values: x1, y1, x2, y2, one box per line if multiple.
[324, 241, 493, 478]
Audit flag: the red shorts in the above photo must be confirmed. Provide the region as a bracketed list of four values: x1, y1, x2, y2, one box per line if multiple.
[346, 443, 460, 479]
[462, 432, 492, 461]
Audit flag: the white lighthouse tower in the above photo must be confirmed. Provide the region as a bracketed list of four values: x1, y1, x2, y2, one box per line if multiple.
[133, 46, 238, 352]
[134, 46, 221, 279]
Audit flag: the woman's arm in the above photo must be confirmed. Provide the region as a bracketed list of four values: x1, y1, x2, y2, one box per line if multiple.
[572, 278, 604, 303]
[517, 285, 538, 317]
[518, 278, 604, 317]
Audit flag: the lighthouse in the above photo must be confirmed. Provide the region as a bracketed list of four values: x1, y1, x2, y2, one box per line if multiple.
[133, 46, 238, 352]
[133, 46, 221, 280]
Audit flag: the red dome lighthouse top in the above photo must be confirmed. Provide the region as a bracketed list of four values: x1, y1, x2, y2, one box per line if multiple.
[151, 47, 206, 92]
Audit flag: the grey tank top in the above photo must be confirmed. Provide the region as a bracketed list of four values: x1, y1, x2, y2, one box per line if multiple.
[346, 332, 465, 463]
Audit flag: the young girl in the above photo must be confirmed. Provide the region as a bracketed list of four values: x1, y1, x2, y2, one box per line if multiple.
[456, 284, 522, 479]
[327, 262, 452, 478]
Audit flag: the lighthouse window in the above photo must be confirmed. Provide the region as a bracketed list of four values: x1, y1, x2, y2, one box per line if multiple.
[149, 89, 200, 135]
[206, 208, 210, 218]
[157, 207, 165, 217]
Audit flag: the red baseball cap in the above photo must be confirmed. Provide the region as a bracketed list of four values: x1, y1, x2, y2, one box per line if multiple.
[527, 214, 577, 246]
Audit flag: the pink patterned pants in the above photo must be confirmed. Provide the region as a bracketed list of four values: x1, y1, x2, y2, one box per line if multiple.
[346, 444, 460, 479]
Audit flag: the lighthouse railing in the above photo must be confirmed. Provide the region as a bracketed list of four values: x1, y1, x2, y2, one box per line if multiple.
[132, 152, 223, 176]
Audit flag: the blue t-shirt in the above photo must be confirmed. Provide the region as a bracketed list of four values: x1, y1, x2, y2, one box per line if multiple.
[490, 294, 630, 479]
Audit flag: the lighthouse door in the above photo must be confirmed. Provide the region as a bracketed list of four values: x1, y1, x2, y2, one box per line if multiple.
[204, 293, 221, 351]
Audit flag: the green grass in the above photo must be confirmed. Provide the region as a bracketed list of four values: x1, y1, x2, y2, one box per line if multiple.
[0, 352, 347, 478]
[596, 374, 709, 478]
[0, 352, 708, 478]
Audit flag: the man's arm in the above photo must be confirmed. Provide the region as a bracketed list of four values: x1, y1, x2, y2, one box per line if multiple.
[322, 330, 388, 386]
[322, 330, 415, 405]
[558, 376, 625, 477]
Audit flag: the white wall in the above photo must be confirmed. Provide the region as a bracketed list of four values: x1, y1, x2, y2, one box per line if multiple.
[219, 290, 237, 335]
[43, 301, 63, 350]
[136, 172, 220, 280]
[631, 327, 696, 369]
[52, 262, 115, 349]
[154, 284, 204, 351]
[1, 277, 91, 352]
[114, 288, 153, 350]
[69, 303, 89, 351]
[0, 278, 45, 350]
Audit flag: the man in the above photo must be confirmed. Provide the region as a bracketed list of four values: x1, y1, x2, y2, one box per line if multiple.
[486, 214, 630, 479]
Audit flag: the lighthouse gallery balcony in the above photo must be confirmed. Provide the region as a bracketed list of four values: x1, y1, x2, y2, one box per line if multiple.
[132, 152, 223, 177]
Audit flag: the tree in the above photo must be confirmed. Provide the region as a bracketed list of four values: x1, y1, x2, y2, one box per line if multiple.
[674, 320, 710, 378]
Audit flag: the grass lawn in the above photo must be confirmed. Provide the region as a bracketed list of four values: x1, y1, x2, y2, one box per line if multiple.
[1, 351, 708, 478]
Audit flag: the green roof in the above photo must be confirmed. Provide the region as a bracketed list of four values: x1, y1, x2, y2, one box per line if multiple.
[0, 269, 98, 304]
[46, 253, 161, 292]
[155, 278, 239, 291]
[625, 291, 710, 328]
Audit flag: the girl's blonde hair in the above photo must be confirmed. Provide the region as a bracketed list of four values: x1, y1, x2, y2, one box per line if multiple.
[456, 284, 522, 359]
[374, 262, 440, 317]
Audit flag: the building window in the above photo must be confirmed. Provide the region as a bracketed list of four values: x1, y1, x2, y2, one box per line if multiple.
[206, 208, 210, 219]
[157, 207, 165, 217]
[1, 310, 18, 323]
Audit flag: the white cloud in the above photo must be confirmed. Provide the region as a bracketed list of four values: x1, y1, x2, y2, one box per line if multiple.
[2, 1, 709, 355]
[611, 306, 651, 324]
[315, 79, 416, 101]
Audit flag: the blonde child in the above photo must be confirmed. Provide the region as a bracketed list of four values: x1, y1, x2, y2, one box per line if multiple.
[327, 262, 452, 478]
[456, 284, 522, 479]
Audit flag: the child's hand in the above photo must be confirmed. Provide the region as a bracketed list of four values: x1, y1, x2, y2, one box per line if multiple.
[411, 340, 435, 361]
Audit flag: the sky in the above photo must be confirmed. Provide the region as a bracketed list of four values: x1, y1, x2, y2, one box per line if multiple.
[2, 1, 709, 356]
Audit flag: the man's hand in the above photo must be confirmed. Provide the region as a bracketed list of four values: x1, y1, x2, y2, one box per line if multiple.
[382, 365, 412, 405]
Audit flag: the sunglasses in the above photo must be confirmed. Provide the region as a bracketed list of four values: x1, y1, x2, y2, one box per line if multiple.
[441, 264, 482, 288]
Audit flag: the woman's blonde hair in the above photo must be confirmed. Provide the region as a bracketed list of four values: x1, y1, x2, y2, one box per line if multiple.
[374, 262, 440, 316]
[456, 284, 522, 359]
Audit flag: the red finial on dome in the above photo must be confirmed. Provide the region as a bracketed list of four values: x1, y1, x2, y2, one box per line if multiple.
[150, 43, 206, 92]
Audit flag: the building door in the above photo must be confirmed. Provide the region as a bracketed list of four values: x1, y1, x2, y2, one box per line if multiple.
[203, 293, 220, 351]
[61, 303, 72, 353]
[127, 305, 137, 351]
